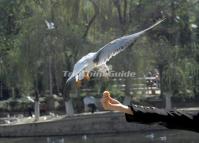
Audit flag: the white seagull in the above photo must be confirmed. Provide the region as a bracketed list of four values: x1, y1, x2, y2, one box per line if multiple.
[45, 20, 55, 30]
[66, 19, 165, 87]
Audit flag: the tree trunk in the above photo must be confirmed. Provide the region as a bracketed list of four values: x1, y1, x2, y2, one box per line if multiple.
[11, 87, 15, 98]
[49, 56, 53, 97]
[0, 81, 2, 99]
[52, 59, 59, 94]
[48, 56, 54, 111]
[113, 0, 128, 33]
[158, 65, 164, 97]
[34, 90, 40, 121]
[34, 100, 40, 121]
[64, 100, 74, 116]
[165, 92, 172, 110]
[123, 77, 131, 105]
[62, 76, 74, 115]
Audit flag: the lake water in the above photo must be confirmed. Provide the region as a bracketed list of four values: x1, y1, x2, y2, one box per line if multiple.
[0, 130, 198, 143]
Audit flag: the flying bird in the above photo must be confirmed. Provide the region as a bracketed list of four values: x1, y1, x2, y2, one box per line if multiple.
[66, 19, 165, 87]
[45, 20, 55, 30]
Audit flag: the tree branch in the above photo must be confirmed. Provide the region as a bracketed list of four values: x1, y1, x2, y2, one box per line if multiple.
[83, 0, 99, 39]
[113, 0, 123, 24]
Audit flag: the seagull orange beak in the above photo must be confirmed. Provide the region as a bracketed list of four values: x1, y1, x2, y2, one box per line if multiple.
[75, 80, 82, 88]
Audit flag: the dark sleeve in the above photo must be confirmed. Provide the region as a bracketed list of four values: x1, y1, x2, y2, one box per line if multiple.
[125, 104, 199, 132]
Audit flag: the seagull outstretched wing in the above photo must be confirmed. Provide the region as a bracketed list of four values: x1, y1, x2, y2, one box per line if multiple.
[93, 19, 164, 65]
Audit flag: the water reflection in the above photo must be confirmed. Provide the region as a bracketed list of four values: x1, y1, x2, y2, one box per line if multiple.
[0, 130, 199, 143]
[47, 137, 64, 143]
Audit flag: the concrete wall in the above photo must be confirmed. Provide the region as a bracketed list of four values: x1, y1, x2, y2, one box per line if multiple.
[0, 112, 166, 137]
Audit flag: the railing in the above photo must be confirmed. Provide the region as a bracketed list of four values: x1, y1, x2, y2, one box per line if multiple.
[81, 76, 160, 96]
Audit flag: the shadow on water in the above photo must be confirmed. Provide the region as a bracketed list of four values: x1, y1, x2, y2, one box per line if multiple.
[0, 130, 199, 143]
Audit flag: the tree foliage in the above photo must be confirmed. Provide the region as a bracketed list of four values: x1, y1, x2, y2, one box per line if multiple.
[0, 0, 199, 112]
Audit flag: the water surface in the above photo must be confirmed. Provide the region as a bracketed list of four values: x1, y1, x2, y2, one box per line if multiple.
[0, 130, 198, 143]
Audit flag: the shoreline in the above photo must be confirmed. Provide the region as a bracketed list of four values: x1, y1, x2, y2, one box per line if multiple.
[0, 111, 167, 137]
[0, 108, 198, 137]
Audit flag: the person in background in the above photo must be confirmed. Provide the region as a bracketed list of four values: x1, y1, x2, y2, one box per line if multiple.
[83, 95, 97, 113]
[27, 105, 33, 117]
[101, 91, 199, 133]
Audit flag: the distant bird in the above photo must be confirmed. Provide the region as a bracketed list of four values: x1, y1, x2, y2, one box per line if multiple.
[160, 136, 167, 141]
[145, 133, 155, 139]
[45, 20, 55, 30]
[27, 96, 34, 103]
[66, 19, 165, 87]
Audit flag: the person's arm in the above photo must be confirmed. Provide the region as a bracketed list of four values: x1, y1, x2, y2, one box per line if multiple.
[101, 91, 199, 132]
[125, 104, 199, 132]
[106, 101, 133, 115]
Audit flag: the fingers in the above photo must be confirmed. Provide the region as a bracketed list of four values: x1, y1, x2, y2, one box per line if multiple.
[102, 93, 109, 105]
[100, 97, 109, 110]
[103, 90, 121, 104]
[103, 90, 111, 99]
[103, 90, 114, 104]
[101, 92, 112, 110]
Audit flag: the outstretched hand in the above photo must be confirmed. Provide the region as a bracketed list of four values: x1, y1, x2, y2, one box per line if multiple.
[101, 90, 121, 110]
[101, 91, 133, 115]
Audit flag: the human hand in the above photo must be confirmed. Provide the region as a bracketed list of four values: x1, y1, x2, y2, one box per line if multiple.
[101, 90, 133, 115]
[101, 90, 122, 111]
[103, 90, 121, 104]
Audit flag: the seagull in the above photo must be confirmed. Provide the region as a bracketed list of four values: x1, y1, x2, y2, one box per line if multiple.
[66, 19, 165, 87]
[27, 96, 34, 103]
[45, 20, 55, 30]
